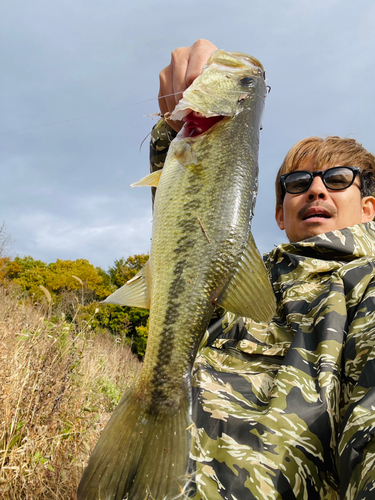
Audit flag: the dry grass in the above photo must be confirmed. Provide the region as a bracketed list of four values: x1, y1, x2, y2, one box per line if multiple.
[0, 285, 141, 499]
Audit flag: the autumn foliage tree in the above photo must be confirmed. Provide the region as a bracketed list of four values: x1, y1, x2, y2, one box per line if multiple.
[108, 254, 149, 287]
[4, 256, 113, 303]
[0, 222, 13, 281]
[2, 253, 150, 356]
[105, 253, 150, 355]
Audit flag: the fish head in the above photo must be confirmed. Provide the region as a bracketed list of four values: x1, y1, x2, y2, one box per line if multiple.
[171, 50, 266, 137]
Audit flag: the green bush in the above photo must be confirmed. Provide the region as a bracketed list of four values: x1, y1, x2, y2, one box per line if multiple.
[133, 324, 149, 357]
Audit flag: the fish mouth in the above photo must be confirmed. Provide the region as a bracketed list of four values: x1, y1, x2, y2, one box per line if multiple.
[181, 111, 225, 138]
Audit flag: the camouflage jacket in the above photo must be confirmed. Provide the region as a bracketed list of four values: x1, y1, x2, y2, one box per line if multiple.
[150, 121, 375, 500]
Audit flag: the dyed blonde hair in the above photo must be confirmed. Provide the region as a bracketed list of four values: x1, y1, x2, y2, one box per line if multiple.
[275, 136, 375, 208]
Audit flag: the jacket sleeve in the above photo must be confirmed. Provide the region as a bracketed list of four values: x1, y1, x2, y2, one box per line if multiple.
[149, 119, 177, 206]
[339, 268, 375, 499]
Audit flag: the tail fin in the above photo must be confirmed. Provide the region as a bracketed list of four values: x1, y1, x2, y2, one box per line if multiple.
[78, 384, 192, 500]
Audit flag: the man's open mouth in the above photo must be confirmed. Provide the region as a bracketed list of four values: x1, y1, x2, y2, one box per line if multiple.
[303, 213, 331, 220]
[182, 111, 224, 138]
[301, 207, 333, 221]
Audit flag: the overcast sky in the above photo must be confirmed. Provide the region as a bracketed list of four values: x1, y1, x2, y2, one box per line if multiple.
[1, 0, 375, 270]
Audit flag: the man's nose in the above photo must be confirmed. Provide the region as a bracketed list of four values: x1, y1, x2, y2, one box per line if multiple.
[306, 176, 327, 200]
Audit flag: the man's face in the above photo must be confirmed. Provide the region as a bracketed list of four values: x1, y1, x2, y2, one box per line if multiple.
[275, 158, 375, 243]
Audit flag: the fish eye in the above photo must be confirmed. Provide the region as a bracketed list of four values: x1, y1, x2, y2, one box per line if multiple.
[240, 76, 254, 86]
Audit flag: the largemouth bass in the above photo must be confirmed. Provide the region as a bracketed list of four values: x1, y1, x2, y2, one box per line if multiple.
[78, 50, 276, 500]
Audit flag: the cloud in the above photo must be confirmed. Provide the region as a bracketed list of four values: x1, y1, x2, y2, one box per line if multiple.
[11, 208, 152, 269]
[2, 0, 375, 268]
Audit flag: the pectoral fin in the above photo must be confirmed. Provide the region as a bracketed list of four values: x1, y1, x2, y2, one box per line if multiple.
[131, 170, 162, 188]
[103, 261, 150, 308]
[218, 231, 276, 324]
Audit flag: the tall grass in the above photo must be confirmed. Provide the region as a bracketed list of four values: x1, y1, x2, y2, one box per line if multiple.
[0, 285, 141, 499]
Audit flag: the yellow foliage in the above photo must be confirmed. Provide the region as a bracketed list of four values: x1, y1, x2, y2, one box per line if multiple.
[3, 256, 114, 303]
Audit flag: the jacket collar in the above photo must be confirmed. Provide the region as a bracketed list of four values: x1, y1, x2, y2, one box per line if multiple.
[268, 222, 375, 263]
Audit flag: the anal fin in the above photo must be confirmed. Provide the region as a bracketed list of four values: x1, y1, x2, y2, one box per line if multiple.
[218, 231, 276, 324]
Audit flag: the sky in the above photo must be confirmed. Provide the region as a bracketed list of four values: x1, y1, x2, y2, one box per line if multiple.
[2, 0, 375, 270]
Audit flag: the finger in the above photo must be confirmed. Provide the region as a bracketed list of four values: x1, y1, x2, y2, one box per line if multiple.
[158, 66, 184, 132]
[159, 47, 191, 132]
[158, 65, 174, 115]
[159, 46, 190, 115]
[170, 46, 190, 108]
[161, 41, 216, 112]
[157, 40, 218, 133]
[185, 39, 217, 87]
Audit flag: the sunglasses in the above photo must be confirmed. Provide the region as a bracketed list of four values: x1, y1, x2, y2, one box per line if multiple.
[280, 166, 361, 196]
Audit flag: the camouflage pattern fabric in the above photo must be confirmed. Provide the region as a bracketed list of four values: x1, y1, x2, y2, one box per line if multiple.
[150, 121, 375, 499]
[149, 119, 177, 204]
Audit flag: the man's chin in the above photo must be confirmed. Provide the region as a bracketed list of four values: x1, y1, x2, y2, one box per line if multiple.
[288, 220, 334, 243]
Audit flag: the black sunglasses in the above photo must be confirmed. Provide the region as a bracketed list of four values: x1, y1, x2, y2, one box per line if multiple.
[280, 166, 361, 196]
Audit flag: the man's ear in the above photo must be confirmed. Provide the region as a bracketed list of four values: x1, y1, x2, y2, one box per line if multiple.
[275, 205, 285, 230]
[361, 196, 375, 222]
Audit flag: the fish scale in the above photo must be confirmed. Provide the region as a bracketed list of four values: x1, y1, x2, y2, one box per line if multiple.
[78, 50, 276, 500]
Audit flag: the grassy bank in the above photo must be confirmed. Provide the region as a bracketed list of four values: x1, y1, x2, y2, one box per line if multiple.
[0, 285, 141, 499]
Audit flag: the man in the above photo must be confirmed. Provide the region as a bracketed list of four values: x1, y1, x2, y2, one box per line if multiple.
[151, 40, 375, 499]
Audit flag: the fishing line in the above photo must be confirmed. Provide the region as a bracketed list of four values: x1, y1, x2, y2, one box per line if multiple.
[0, 89, 266, 135]
[0, 92, 183, 135]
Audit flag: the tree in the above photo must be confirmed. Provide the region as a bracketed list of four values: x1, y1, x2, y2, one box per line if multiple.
[108, 254, 149, 288]
[105, 253, 150, 356]
[2, 252, 151, 357]
[0, 221, 13, 258]
[46, 259, 114, 301]
[3, 256, 114, 303]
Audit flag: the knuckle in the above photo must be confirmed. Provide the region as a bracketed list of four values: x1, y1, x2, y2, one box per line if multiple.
[159, 68, 167, 83]
[170, 46, 188, 64]
[193, 38, 208, 47]
[193, 38, 215, 49]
